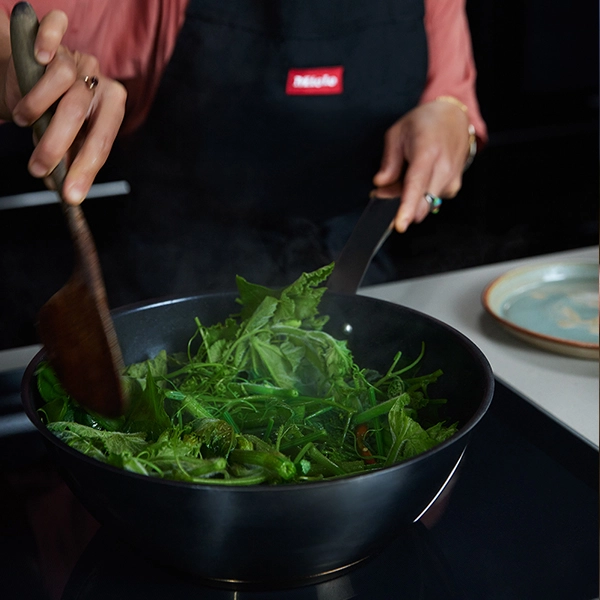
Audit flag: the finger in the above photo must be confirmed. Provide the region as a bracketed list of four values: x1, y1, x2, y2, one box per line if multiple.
[399, 138, 465, 230]
[396, 163, 463, 233]
[34, 10, 68, 65]
[12, 46, 79, 125]
[24, 52, 99, 177]
[42, 175, 57, 190]
[372, 123, 406, 187]
[425, 148, 463, 201]
[61, 79, 127, 204]
[393, 159, 435, 233]
[413, 155, 463, 224]
[28, 76, 95, 178]
[435, 172, 463, 200]
[372, 181, 402, 199]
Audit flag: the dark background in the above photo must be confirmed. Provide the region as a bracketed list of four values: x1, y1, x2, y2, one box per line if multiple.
[0, 0, 598, 351]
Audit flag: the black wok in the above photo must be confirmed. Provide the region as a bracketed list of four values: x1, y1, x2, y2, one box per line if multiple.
[21, 291, 494, 585]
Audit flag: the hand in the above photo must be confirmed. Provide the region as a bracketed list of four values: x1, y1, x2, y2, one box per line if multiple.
[0, 9, 126, 204]
[372, 100, 472, 233]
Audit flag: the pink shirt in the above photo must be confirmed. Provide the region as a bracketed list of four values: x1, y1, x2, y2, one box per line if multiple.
[2, 0, 487, 141]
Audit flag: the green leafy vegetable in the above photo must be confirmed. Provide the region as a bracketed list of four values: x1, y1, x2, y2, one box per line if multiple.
[35, 264, 457, 485]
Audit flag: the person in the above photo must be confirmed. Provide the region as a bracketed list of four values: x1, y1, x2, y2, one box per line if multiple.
[0, 0, 487, 305]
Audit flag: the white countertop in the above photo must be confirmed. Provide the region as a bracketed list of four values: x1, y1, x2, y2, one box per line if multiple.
[2, 246, 598, 448]
[360, 246, 599, 448]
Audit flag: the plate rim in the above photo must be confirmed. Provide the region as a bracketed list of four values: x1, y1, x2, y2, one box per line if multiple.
[481, 261, 599, 352]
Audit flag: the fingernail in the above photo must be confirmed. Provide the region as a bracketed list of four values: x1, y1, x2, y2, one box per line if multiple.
[12, 112, 28, 127]
[373, 172, 385, 185]
[35, 50, 51, 64]
[64, 183, 85, 204]
[396, 218, 409, 233]
[29, 160, 47, 178]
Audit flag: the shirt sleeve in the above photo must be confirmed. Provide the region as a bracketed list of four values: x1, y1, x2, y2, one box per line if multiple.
[0, 0, 188, 133]
[421, 0, 487, 145]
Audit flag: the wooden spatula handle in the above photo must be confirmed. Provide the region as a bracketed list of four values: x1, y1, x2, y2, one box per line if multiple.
[10, 2, 105, 286]
[10, 2, 68, 191]
[11, 2, 127, 418]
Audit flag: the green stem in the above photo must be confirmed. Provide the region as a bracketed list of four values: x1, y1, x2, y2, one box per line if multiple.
[374, 351, 403, 388]
[293, 442, 314, 464]
[291, 396, 354, 413]
[263, 417, 275, 441]
[181, 397, 214, 420]
[194, 472, 268, 486]
[384, 437, 407, 467]
[353, 397, 398, 425]
[404, 369, 443, 389]
[222, 411, 241, 434]
[229, 449, 296, 480]
[164, 362, 235, 380]
[229, 382, 299, 398]
[396, 342, 425, 375]
[306, 445, 346, 477]
[305, 406, 333, 421]
[279, 429, 328, 451]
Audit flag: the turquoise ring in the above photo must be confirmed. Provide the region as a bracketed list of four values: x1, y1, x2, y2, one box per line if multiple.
[424, 193, 442, 214]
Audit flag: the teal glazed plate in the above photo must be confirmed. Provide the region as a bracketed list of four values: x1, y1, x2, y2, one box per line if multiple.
[482, 262, 599, 359]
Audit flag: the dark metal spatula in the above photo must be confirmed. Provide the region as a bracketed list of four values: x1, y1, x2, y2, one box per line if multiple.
[11, 2, 127, 417]
[327, 195, 401, 294]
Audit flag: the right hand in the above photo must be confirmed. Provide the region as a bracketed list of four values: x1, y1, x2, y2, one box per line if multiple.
[372, 100, 472, 233]
[0, 8, 126, 204]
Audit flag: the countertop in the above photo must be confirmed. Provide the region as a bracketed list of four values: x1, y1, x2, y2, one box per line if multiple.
[2, 246, 598, 448]
[360, 246, 599, 448]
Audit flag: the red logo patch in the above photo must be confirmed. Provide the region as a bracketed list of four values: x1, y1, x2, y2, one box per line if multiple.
[286, 66, 344, 95]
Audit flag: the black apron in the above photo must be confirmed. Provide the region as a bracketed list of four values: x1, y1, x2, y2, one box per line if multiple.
[111, 0, 427, 304]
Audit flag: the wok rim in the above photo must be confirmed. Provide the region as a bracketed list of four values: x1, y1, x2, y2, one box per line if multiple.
[21, 291, 495, 494]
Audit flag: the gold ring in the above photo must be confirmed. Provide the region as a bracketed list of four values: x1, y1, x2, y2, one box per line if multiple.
[83, 75, 99, 91]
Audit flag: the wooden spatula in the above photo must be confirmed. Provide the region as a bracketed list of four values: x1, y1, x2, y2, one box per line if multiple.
[11, 2, 127, 417]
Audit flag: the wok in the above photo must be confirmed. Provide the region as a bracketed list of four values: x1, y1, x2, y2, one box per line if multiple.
[21, 291, 494, 585]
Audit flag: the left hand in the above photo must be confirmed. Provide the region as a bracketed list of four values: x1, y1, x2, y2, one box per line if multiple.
[372, 100, 472, 233]
[1, 9, 126, 205]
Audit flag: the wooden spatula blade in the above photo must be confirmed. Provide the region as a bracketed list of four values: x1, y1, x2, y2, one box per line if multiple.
[38, 279, 127, 417]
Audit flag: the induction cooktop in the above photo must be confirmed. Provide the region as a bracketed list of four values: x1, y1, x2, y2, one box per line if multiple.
[0, 371, 597, 600]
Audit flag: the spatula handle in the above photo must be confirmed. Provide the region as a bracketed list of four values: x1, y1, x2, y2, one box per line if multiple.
[10, 2, 117, 355]
[10, 2, 69, 193]
[11, 3, 127, 417]
[11, 1, 100, 286]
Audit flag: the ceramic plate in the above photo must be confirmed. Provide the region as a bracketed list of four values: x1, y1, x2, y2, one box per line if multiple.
[482, 262, 599, 359]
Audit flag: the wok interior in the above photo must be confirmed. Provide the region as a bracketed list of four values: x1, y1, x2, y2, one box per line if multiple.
[112, 292, 492, 434]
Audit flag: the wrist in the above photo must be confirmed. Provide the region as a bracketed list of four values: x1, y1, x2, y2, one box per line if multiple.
[434, 95, 477, 171]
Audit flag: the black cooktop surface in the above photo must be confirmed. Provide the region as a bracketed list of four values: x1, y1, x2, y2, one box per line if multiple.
[1, 374, 597, 600]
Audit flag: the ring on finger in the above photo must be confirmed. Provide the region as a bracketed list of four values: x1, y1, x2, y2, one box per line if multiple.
[424, 193, 442, 214]
[83, 75, 99, 91]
